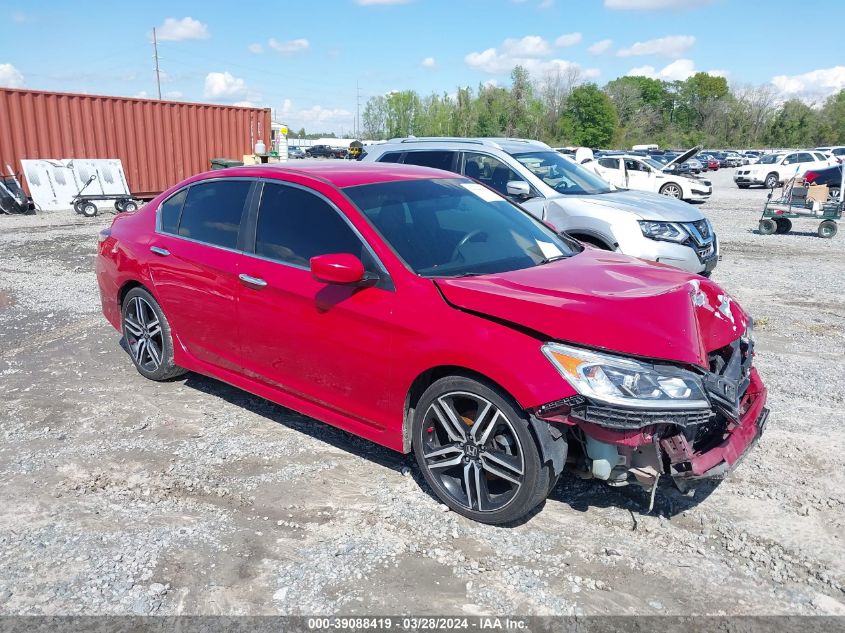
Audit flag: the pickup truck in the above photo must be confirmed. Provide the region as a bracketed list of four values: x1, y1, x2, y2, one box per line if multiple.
[305, 145, 346, 159]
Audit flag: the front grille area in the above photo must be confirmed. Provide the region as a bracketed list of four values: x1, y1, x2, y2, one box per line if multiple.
[570, 403, 713, 430]
[705, 336, 753, 417]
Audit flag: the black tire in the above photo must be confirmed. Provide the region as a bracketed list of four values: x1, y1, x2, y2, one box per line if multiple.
[737, 184, 750, 189]
[122, 200, 138, 212]
[774, 218, 792, 234]
[758, 218, 777, 235]
[764, 173, 779, 189]
[114, 200, 125, 212]
[121, 287, 187, 381]
[412, 375, 550, 525]
[818, 220, 838, 239]
[572, 235, 612, 250]
[73, 200, 85, 215]
[81, 202, 98, 217]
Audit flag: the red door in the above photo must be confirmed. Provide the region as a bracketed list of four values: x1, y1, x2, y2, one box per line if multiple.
[235, 181, 401, 431]
[146, 180, 251, 372]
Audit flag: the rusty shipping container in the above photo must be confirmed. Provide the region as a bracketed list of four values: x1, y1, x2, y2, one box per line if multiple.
[0, 87, 271, 198]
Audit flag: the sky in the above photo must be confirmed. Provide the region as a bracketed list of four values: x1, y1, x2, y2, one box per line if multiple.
[2, 0, 844, 135]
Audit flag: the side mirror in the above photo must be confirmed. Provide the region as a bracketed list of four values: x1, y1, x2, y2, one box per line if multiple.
[506, 180, 531, 199]
[310, 254, 373, 285]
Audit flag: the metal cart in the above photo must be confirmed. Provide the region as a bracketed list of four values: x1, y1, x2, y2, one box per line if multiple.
[758, 173, 843, 239]
[72, 174, 139, 217]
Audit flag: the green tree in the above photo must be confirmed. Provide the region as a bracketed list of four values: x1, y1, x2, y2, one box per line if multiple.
[821, 90, 845, 144]
[765, 100, 822, 147]
[559, 84, 618, 147]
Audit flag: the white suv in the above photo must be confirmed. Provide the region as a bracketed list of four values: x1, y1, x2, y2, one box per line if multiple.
[360, 138, 718, 276]
[588, 150, 712, 202]
[734, 151, 836, 189]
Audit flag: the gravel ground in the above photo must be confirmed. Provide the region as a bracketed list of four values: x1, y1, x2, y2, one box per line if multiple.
[1, 169, 844, 616]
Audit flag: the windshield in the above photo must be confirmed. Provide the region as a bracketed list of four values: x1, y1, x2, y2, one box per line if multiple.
[511, 151, 613, 194]
[642, 157, 668, 170]
[344, 178, 580, 278]
[758, 154, 782, 164]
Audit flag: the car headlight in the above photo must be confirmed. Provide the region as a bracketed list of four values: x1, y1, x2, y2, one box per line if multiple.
[542, 343, 709, 409]
[639, 221, 688, 243]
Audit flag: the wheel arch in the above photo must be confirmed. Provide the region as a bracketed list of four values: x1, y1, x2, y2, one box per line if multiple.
[402, 365, 516, 454]
[118, 279, 148, 308]
[566, 231, 615, 250]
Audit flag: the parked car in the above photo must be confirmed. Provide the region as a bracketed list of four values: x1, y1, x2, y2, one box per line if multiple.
[590, 149, 713, 203]
[803, 164, 844, 200]
[724, 152, 743, 168]
[305, 144, 345, 159]
[95, 161, 768, 525]
[361, 138, 719, 276]
[734, 151, 836, 189]
[740, 151, 762, 165]
[699, 155, 720, 171]
[288, 147, 306, 159]
[815, 146, 845, 162]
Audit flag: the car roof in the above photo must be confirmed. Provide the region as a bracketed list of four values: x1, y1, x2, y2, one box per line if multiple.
[376, 136, 552, 156]
[201, 161, 459, 188]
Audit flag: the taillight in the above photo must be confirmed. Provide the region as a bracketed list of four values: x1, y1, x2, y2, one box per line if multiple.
[804, 171, 818, 183]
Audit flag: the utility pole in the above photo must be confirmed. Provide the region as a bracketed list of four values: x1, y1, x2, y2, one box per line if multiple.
[152, 27, 162, 100]
[356, 81, 361, 139]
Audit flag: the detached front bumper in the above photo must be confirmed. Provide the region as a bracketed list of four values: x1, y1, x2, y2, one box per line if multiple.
[563, 368, 768, 488]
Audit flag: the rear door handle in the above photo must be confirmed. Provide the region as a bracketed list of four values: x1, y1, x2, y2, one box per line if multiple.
[150, 246, 170, 257]
[239, 273, 267, 288]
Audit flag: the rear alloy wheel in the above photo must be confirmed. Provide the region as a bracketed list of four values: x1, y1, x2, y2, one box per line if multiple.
[774, 218, 792, 234]
[660, 183, 683, 199]
[829, 187, 841, 202]
[121, 287, 186, 381]
[818, 220, 838, 239]
[765, 173, 779, 189]
[758, 218, 777, 235]
[413, 376, 550, 525]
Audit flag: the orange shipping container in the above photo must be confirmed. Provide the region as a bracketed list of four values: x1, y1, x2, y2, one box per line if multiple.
[0, 87, 271, 198]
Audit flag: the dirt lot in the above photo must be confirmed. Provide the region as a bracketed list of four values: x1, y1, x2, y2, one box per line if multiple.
[1, 168, 843, 616]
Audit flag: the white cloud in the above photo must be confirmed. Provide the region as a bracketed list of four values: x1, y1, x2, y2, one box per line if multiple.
[233, 100, 258, 107]
[11, 11, 26, 23]
[771, 66, 845, 102]
[279, 98, 353, 133]
[554, 32, 582, 47]
[617, 35, 695, 58]
[605, 0, 713, 9]
[587, 39, 613, 55]
[156, 17, 209, 42]
[707, 69, 729, 78]
[165, 90, 183, 99]
[355, 0, 412, 4]
[268, 38, 310, 54]
[247, 43, 263, 54]
[0, 63, 24, 88]
[421, 56, 436, 68]
[203, 71, 248, 99]
[466, 38, 598, 80]
[503, 35, 552, 57]
[628, 58, 696, 81]
[133, 90, 149, 99]
[539, 0, 555, 8]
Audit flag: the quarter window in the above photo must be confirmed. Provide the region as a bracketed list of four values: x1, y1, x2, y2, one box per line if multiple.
[177, 180, 250, 249]
[255, 183, 364, 268]
[378, 152, 402, 163]
[159, 189, 187, 235]
[598, 158, 620, 170]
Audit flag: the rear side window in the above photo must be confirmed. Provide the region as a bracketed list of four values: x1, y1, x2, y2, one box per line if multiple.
[378, 152, 402, 163]
[598, 158, 620, 170]
[402, 151, 457, 172]
[177, 180, 251, 249]
[255, 183, 363, 268]
[159, 189, 186, 234]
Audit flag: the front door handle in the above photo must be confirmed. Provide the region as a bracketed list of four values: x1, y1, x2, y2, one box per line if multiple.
[239, 273, 267, 288]
[150, 246, 170, 256]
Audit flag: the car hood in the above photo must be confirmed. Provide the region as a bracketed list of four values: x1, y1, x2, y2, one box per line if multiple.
[663, 145, 702, 170]
[551, 190, 704, 222]
[435, 249, 748, 368]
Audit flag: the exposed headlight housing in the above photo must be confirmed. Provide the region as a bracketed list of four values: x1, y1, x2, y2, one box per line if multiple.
[542, 343, 709, 409]
[639, 220, 689, 243]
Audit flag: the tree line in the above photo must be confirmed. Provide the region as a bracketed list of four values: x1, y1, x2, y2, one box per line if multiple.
[359, 66, 845, 150]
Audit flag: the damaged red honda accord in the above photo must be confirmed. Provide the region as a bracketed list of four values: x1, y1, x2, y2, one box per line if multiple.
[96, 162, 768, 524]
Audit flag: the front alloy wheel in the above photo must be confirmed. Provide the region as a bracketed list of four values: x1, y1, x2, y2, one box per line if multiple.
[660, 183, 683, 199]
[413, 376, 550, 524]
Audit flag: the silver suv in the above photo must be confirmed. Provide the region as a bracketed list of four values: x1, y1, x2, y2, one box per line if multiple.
[360, 138, 718, 275]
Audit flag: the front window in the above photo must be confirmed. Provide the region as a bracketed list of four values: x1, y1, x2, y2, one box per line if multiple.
[344, 178, 579, 278]
[641, 157, 667, 171]
[512, 151, 613, 195]
[463, 152, 526, 197]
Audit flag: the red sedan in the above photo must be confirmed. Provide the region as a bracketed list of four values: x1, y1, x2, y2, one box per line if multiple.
[96, 162, 767, 524]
